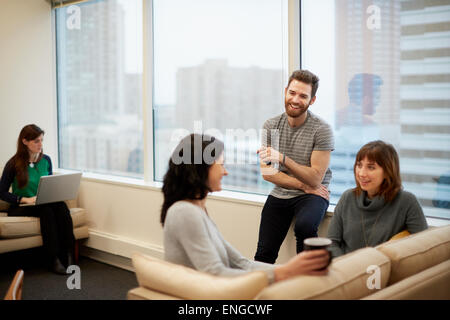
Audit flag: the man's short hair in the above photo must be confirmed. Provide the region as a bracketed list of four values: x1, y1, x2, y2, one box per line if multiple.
[287, 70, 320, 98]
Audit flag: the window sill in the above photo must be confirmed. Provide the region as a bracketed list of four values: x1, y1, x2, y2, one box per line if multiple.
[56, 169, 272, 207]
[55, 168, 336, 214]
[208, 189, 268, 207]
[56, 169, 163, 192]
[55, 168, 447, 226]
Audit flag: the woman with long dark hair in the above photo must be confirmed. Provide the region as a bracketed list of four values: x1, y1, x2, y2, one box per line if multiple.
[161, 133, 330, 283]
[0, 124, 75, 274]
[327, 140, 428, 257]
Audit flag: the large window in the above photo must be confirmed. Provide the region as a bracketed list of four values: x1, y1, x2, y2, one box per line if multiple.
[55, 0, 449, 221]
[56, 0, 143, 178]
[152, 0, 287, 194]
[302, 0, 450, 220]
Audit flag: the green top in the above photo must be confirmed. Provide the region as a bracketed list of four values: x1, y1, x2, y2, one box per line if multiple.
[12, 156, 51, 198]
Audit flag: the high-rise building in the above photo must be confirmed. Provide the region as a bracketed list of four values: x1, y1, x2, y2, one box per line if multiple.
[330, 0, 449, 219]
[169, 59, 283, 192]
[57, 1, 126, 124]
[399, 0, 450, 219]
[331, 0, 401, 202]
[57, 1, 143, 177]
[175, 59, 283, 132]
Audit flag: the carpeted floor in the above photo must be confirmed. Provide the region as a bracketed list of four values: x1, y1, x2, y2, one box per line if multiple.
[0, 248, 138, 300]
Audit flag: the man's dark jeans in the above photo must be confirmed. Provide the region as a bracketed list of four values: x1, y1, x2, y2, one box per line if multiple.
[254, 194, 329, 264]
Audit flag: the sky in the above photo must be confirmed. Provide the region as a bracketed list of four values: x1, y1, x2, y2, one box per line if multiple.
[118, 0, 286, 105]
[117, 0, 143, 74]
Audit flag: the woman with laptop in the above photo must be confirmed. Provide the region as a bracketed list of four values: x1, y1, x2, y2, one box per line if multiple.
[0, 124, 75, 274]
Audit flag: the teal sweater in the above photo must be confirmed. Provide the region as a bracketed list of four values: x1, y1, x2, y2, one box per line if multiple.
[327, 189, 428, 258]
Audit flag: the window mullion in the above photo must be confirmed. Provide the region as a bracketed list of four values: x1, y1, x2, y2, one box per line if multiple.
[143, 0, 154, 183]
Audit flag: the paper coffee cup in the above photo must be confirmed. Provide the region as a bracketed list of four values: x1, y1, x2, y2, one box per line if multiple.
[303, 237, 332, 270]
[303, 237, 332, 250]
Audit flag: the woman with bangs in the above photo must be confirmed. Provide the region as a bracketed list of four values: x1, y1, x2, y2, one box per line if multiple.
[327, 140, 427, 258]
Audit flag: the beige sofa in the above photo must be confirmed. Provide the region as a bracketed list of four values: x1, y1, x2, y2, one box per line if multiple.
[0, 199, 89, 262]
[128, 225, 450, 300]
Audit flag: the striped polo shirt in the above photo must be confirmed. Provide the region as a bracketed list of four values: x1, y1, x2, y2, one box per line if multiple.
[262, 111, 334, 199]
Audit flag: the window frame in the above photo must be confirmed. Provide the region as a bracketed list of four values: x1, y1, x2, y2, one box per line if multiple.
[54, 0, 295, 187]
[52, 0, 449, 226]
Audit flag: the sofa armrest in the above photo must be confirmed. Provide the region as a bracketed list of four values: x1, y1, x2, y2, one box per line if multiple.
[0, 200, 10, 212]
[363, 260, 450, 300]
[65, 199, 78, 209]
[132, 252, 268, 300]
[376, 225, 450, 285]
[256, 247, 391, 300]
[1, 199, 77, 211]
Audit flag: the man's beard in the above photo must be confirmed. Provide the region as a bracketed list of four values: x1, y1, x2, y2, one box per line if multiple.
[285, 101, 309, 118]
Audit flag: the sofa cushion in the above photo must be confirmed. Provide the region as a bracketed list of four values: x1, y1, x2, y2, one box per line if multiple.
[376, 225, 450, 285]
[0, 199, 77, 212]
[0, 208, 87, 239]
[132, 252, 269, 300]
[256, 247, 390, 300]
[363, 260, 450, 300]
[0, 225, 89, 254]
[69, 208, 87, 228]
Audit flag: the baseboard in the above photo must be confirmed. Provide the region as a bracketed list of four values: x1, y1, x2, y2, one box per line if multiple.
[80, 246, 135, 272]
[80, 229, 164, 272]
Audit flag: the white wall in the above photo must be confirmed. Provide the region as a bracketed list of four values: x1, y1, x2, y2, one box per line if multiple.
[0, 0, 330, 266]
[0, 0, 57, 167]
[78, 177, 330, 264]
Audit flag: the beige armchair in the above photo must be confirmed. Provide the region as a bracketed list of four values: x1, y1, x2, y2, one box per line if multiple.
[0, 199, 89, 263]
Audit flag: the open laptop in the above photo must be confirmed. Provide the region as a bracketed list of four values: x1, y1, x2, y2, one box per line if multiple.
[20, 172, 82, 206]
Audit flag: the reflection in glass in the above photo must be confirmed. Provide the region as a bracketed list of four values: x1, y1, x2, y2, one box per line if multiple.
[303, 0, 450, 220]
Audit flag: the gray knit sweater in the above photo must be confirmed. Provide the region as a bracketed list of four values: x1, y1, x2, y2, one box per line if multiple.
[327, 189, 428, 258]
[163, 201, 275, 277]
